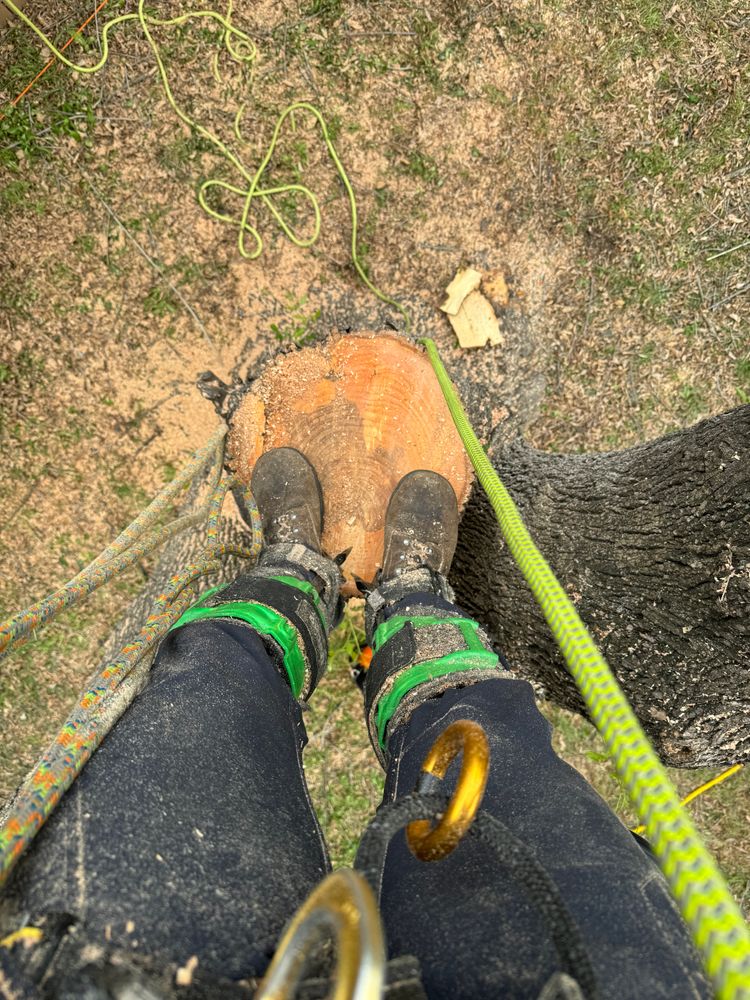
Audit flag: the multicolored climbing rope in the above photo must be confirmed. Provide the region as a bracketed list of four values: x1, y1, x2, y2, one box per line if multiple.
[0, 428, 262, 887]
[0, 427, 226, 660]
[423, 337, 750, 1000]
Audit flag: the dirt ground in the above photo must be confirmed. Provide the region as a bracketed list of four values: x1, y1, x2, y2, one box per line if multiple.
[1, 0, 748, 914]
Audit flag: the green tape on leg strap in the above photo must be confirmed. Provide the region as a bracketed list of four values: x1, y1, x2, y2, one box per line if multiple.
[170, 600, 306, 697]
[375, 649, 501, 747]
[269, 574, 327, 629]
[373, 615, 487, 653]
[192, 583, 228, 608]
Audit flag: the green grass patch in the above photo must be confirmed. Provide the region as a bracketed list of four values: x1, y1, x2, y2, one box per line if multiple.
[304, 605, 384, 868]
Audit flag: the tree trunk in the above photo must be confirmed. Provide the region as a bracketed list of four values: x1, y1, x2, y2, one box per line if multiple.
[452, 405, 750, 768]
[227, 333, 473, 595]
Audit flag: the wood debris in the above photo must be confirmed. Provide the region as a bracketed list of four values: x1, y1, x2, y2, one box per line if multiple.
[448, 290, 503, 349]
[440, 267, 482, 315]
[440, 266, 506, 349]
[176, 955, 199, 987]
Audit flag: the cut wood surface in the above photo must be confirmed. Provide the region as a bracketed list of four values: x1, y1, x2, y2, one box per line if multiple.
[228, 332, 473, 592]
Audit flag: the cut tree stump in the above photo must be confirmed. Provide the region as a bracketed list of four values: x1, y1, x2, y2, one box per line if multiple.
[209, 333, 749, 767]
[228, 332, 473, 592]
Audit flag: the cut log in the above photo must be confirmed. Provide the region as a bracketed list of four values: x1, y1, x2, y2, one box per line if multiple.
[228, 333, 473, 592]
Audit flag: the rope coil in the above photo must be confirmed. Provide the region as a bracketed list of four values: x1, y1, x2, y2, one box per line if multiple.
[1, 0, 409, 329]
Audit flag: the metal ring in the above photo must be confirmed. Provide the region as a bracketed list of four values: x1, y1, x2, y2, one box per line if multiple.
[406, 719, 490, 862]
[255, 869, 385, 1000]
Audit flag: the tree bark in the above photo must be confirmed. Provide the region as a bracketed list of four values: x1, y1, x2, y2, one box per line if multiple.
[452, 405, 750, 768]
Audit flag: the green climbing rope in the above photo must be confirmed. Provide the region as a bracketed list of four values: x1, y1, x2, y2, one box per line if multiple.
[3, 0, 409, 329]
[422, 337, 750, 1000]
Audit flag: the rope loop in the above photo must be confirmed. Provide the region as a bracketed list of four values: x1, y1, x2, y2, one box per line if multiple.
[406, 719, 490, 862]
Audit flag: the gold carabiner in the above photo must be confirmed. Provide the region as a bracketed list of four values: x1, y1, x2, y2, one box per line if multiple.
[406, 719, 490, 862]
[256, 868, 385, 1000]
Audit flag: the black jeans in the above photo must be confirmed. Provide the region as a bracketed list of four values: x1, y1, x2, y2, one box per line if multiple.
[6, 616, 711, 998]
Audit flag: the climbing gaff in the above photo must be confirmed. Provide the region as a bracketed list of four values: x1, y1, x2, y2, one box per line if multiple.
[256, 869, 386, 1000]
[407, 719, 490, 863]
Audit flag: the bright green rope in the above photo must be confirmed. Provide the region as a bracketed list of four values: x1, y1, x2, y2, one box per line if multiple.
[3, 0, 409, 329]
[422, 337, 750, 999]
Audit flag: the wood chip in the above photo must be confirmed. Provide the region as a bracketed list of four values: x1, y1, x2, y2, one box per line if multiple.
[440, 267, 482, 315]
[176, 955, 199, 987]
[482, 269, 510, 309]
[449, 290, 504, 349]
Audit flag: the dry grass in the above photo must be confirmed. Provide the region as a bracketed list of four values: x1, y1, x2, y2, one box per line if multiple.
[0, 0, 747, 915]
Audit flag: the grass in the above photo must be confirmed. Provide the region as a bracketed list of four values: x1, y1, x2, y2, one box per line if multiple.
[0, 21, 100, 168]
[143, 284, 180, 317]
[399, 150, 442, 186]
[269, 293, 321, 346]
[304, 603, 384, 868]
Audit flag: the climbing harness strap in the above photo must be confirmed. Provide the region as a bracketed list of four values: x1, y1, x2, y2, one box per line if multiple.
[375, 651, 500, 747]
[422, 337, 750, 998]
[170, 598, 310, 698]
[372, 614, 490, 652]
[171, 600, 306, 695]
[363, 607, 509, 760]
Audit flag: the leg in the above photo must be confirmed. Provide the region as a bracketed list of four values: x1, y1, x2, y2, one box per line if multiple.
[361, 472, 711, 999]
[4, 448, 342, 984]
[6, 616, 328, 980]
[378, 664, 712, 998]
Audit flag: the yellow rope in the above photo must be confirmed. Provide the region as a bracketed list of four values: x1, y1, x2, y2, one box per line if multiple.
[0, 927, 43, 949]
[632, 764, 745, 837]
[2, 0, 409, 329]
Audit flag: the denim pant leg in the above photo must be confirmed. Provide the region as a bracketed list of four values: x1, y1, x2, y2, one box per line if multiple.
[376, 679, 712, 999]
[5, 619, 329, 980]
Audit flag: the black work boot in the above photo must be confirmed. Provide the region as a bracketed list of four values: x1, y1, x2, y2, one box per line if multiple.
[172, 448, 341, 701]
[381, 470, 458, 579]
[251, 447, 324, 551]
[363, 470, 511, 766]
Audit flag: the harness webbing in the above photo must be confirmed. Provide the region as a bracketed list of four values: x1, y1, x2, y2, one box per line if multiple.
[422, 337, 750, 999]
[170, 599, 308, 698]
